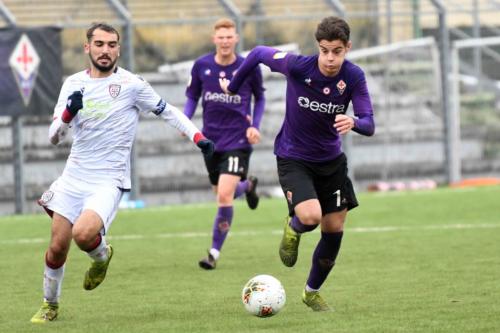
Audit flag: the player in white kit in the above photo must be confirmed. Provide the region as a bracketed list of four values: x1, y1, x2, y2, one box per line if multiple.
[30, 23, 214, 323]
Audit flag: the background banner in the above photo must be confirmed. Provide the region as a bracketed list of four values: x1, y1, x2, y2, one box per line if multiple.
[0, 26, 62, 116]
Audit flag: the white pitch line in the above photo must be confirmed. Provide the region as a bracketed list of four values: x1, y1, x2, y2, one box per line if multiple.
[1, 223, 499, 245]
[1, 237, 47, 244]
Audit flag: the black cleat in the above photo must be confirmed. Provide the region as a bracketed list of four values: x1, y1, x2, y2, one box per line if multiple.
[198, 252, 216, 270]
[245, 176, 259, 210]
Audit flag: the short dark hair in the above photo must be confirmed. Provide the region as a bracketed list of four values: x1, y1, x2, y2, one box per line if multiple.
[315, 16, 350, 44]
[86, 22, 120, 42]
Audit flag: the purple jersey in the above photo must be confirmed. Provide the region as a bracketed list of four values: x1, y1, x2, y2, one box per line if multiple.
[185, 53, 265, 152]
[228, 46, 374, 162]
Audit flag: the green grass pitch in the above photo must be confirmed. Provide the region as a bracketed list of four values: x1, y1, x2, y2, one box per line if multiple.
[0, 186, 499, 333]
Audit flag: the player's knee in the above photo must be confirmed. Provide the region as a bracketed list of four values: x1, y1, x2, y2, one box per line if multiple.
[330, 223, 344, 233]
[327, 218, 345, 232]
[217, 192, 234, 206]
[72, 227, 95, 249]
[322, 212, 346, 232]
[48, 242, 69, 258]
[298, 211, 322, 226]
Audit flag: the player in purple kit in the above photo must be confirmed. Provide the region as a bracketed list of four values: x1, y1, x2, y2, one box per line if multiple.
[184, 18, 266, 270]
[220, 16, 374, 311]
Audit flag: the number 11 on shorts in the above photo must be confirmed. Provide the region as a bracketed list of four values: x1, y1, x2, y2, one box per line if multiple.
[228, 156, 239, 173]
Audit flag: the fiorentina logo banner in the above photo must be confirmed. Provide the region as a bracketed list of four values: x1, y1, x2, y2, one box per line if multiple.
[0, 27, 62, 116]
[9, 34, 40, 106]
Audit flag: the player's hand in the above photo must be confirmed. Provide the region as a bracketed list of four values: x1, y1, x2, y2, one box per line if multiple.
[219, 78, 235, 95]
[61, 90, 84, 123]
[246, 127, 261, 145]
[66, 90, 84, 116]
[333, 114, 355, 135]
[195, 136, 215, 159]
[197, 139, 215, 158]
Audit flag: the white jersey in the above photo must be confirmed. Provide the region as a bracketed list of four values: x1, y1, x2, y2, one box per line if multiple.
[50, 67, 200, 190]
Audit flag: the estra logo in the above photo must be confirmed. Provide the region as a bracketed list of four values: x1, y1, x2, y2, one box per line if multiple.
[204, 91, 242, 104]
[297, 96, 345, 114]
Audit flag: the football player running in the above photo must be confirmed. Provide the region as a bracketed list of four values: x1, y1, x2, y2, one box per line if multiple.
[184, 18, 265, 270]
[220, 16, 375, 311]
[31, 23, 214, 323]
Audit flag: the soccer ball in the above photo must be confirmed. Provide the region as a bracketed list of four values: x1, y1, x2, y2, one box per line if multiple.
[241, 274, 286, 317]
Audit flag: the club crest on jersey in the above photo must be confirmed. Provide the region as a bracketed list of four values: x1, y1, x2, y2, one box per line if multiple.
[336, 80, 346, 95]
[322, 87, 331, 95]
[204, 69, 211, 76]
[304, 78, 312, 86]
[219, 71, 226, 78]
[109, 84, 121, 98]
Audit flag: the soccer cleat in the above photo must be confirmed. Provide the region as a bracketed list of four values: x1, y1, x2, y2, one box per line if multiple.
[279, 217, 301, 267]
[302, 289, 332, 312]
[83, 244, 113, 290]
[198, 251, 216, 270]
[245, 176, 259, 210]
[30, 301, 58, 323]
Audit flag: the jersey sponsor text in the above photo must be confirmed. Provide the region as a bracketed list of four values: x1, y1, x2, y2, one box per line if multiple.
[297, 96, 345, 114]
[204, 91, 242, 104]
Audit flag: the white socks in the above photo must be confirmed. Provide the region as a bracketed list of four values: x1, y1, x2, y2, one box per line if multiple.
[209, 248, 220, 260]
[87, 236, 108, 262]
[43, 264, 65, 304]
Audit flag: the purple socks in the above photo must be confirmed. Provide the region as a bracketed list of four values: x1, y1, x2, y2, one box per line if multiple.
[211, 206, 234, 250]
[233, 180, 250, 198]
[290, 215, 318, 233]
[306, 231, 344, 290]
